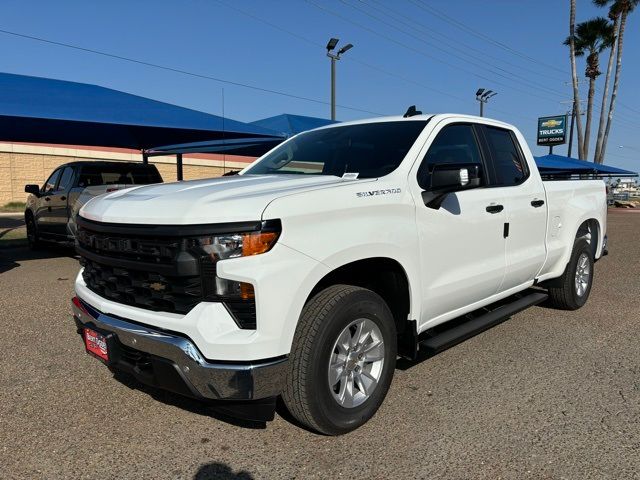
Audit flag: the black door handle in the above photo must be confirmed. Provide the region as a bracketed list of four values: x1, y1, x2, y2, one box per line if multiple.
[44, 197, 50, 201]
[60, 196, 66, 201]
[486, 204, 504, 214]
[531, 199, 545, 207]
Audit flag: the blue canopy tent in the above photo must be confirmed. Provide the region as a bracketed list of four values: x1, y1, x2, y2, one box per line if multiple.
[150, 113, 336, 158]
[534, 154, 637, 177]
[250, 114, 336, 137]
[0, 72, 281, 179]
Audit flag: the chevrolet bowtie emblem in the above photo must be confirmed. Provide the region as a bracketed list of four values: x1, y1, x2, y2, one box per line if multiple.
[541, 119, 562, 128]
[149, 282, 166, 292]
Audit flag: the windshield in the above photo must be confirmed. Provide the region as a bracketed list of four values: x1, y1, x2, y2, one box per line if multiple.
[243, 120, 429, 178]
[78, 164, 163, 187]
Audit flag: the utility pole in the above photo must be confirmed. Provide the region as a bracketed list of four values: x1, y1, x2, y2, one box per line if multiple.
[475, 88, 497, 117]
[326, 38, 353, 121]
[567, 105, 576, 157]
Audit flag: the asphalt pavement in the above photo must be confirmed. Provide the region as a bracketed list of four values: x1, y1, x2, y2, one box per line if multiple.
[0, 210, 638, 479]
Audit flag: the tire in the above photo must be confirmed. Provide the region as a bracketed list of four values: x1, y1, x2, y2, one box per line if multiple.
[25, 213, 41, 250]
[282, 284, 397, 435]
[547, 238, 594, 310]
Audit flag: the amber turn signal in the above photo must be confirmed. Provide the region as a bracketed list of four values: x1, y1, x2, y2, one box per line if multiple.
[242, 231, 279, 257]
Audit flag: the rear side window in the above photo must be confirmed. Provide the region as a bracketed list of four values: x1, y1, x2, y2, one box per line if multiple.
[483, 127, 528, 186]
[417, 124, 483, 189]
[78, 164, 162, 187]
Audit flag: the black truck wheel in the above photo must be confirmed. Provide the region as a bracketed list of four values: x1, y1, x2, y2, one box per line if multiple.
[547, 238, 594, 310]
[25, 212, 41, 249]
[282, 284, 397, 435]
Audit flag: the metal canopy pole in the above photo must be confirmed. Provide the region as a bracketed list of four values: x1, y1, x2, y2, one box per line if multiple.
[142, 151, 149, 165]
[176, 153, 183, 181]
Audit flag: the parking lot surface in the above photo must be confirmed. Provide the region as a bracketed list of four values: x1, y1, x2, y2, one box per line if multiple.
[0, 210, 638, 479]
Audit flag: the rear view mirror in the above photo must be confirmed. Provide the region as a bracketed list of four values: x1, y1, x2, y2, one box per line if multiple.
[25, 184, 41, 197]
[421, 163, 481, 209]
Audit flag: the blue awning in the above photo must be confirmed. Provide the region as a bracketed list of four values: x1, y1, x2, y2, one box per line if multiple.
[534, 154, 637, 177]
[251, 113, 336, 136]
[0, 72, 280, 150]
[150, 137, 284, 157]
[152, 112, 336, 155]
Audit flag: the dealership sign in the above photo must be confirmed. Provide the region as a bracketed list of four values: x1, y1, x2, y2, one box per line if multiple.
[537, 115, 567, 146]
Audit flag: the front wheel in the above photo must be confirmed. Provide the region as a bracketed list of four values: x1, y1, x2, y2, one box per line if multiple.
[282, 285, 397, 435]
[25, 213, 41, 250]
[547, 238, 594, 310]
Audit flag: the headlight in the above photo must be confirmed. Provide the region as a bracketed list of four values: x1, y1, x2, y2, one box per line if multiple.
[188, 220, 281, 329]
[191, 230, 279, 260]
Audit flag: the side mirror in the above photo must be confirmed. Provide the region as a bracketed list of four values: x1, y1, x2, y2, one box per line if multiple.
[421, 163, 481, 209]
[25, 184, 41, 197]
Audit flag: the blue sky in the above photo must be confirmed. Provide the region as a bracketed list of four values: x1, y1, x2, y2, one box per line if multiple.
[0, 0, 638, 171]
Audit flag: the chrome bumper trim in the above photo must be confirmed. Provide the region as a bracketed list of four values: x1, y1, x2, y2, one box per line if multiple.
[72, 299, 287, 401]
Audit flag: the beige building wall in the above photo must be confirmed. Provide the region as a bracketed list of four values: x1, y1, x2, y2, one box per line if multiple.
[0, 142, 254, 204]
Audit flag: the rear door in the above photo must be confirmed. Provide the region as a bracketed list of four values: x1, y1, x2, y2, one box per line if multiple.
[410, 121, 507, 326]
[478, 125, 547, 291]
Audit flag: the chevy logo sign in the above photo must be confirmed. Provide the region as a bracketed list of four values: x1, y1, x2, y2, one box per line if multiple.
[537, 115, 567, 146]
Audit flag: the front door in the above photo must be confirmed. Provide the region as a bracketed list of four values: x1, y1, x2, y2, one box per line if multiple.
[35, 168, 62, 236]
[410, 121, 507, 328]
[48, 166, 75, 236]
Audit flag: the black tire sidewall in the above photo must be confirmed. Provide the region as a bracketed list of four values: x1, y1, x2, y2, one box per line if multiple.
[305, 290, 397, 434]
[26, 214, 39, 249]
[568, 239, 594, 308]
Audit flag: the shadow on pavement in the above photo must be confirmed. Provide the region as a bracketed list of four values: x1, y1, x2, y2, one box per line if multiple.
[193, 463, 254, 480]
[111, 371, 268, 431]
[0, 245, 77, 274]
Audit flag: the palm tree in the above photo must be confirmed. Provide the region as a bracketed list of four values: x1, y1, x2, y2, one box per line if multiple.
[593, 0, 639, 164]
[568, 0, 585, 160]
[564, 18, 614, 159]
[593, 4, 620, 164]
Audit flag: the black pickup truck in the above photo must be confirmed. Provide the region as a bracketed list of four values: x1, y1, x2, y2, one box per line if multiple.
[24, 161, 162, 248]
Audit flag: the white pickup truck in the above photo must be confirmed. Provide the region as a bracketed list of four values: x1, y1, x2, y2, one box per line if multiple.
[72, 114, 607, 435]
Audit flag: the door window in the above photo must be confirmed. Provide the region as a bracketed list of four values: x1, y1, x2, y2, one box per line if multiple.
[43, 169, 62, 194]
[56, 167, 75, 192]
[483, 127, 528, 186]
[417, 124, 483, 189]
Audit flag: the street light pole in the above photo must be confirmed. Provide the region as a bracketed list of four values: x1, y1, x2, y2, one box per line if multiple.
[330, 55, 336, 121]
[326, 38, 353, 121]
[475, 88, 497, 117]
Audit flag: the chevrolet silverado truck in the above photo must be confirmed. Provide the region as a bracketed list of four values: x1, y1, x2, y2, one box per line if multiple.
[71, 114, 607, 435]
[24, 161, 162, 248]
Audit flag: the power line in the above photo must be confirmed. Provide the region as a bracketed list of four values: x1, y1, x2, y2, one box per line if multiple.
[0, 28, 386, 116]
[408, 0, 568, 76]
[365, 0, 567, 83]
[215, 1, 470, 105]
[215, 0, 540, 125]
[341, 0, 570, 100]
[304, 0, 566, 106]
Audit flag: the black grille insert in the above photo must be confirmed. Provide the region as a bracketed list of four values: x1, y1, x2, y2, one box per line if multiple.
[80, 258, 203, 314]
[76, 218, 258, 328]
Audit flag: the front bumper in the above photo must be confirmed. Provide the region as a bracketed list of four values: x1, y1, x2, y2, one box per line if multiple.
[72, 297, 288, 402]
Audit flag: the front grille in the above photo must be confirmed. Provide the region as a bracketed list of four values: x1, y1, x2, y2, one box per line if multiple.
[76, 217, 257, 328]
[80, 258, 203, 314]
[76, 227, 180, 264]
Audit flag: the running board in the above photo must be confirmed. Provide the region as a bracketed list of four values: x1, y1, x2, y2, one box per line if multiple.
[418, 290, 548, 354]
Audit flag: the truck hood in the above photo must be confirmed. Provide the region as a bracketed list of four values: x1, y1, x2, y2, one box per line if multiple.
[79, 174, 356, 224]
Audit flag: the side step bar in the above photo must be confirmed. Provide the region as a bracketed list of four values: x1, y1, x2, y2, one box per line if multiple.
[418, 290, 548, 354]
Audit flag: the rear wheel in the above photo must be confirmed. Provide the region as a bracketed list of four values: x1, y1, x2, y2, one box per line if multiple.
[25, 213, 41, 250]
[282, 285, 397, 435]
[548, 238, 594, 310]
